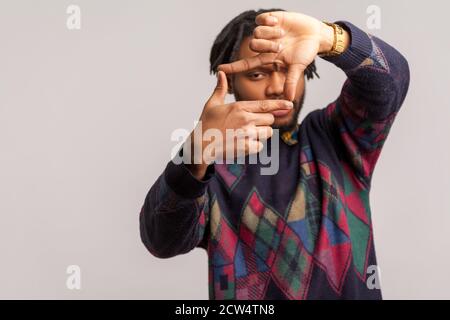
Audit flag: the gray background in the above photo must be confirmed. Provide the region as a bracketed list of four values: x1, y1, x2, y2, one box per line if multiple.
[0, 0, 449, 299]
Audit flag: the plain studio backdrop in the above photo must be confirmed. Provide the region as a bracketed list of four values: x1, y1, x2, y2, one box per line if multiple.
[0, 0, 449, 299]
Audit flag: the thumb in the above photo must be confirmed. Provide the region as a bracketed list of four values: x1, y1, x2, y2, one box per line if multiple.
[284, 64, 305, 102]
[206, 70, 228, 107]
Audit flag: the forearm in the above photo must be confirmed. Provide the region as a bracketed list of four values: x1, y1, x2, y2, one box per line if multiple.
[139, 160, 213, 258]
[319, 21, 410, 186]
[322, 21, 410, 119]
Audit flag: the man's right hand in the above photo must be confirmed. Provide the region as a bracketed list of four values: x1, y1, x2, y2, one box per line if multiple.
[185, 71, 293, 180]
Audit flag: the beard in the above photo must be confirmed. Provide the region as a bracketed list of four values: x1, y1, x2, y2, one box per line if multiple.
[233, 88, 306, 134]
[272, 90, 305, 134]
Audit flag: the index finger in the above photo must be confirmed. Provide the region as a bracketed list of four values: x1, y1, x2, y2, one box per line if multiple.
[284, 64, 305, 102]
[255, 11, 285, 26]
[217, 53, 275, 74]
[239, 99, 293, 113]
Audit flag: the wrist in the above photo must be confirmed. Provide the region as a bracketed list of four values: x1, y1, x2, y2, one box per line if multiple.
[186, 134, 210, 180]
[318, 21, 351, 57]
[319, 22, 335, 54]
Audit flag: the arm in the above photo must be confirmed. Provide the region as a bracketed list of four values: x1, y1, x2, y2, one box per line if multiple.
[321, 21, 410, 187]
[140, 67, 291, 258]
[139, 159, 213, 258]
[215, 13, 410, 178]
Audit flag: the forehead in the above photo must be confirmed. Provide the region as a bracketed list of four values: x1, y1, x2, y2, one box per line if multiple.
[236, 36, 258, 60]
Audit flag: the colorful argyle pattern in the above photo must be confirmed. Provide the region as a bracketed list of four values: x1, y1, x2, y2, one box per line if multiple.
[199, 26, 408, 299]
[205, 144, 375, 299]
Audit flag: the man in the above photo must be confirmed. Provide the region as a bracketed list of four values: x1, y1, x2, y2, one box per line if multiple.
[139, 9, 410, 299]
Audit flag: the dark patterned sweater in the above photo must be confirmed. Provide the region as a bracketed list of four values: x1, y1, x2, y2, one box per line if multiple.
[139, 21, 410, 300]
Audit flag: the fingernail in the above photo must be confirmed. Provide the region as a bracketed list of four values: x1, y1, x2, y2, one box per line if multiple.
[284, 101, 293, 108]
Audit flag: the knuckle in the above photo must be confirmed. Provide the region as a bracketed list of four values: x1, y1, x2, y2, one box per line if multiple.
[240, 112, 251, 124]
[249, 39, 259, 50]
[278, 27, 284, 37]
[274, 41, 281, 51]
[232, 103, 242, 112]
[254, 27, 263, 39]
[259, 100, 268, 112]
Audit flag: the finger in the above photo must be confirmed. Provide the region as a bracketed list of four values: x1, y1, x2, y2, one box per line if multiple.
[239, 99, 293, 113]
[255, 12, 281, 26]
[249, 39, 282, 54]
[239, 126, 273, 140]
[255, 126, 273, 141]
[247, 140, 265, 154]
[217, 53, 275, 74]
[254, 26, 285, 40]
[247, 112, 275, 126]
[235, 136, 264, 155]
[284, 64, 305, 101]
[235, 126, 258, 140]
[206, 70, 228, 106]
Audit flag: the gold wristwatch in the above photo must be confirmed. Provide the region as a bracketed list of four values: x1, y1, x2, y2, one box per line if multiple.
[319, 22, 346, 57]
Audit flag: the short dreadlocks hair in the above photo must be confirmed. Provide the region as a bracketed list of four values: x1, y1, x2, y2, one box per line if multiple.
[209, 8, 319, 80]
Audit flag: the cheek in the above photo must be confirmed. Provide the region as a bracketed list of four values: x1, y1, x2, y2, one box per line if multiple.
[294, 79, 305, 99]
[233, 77, 267, 100]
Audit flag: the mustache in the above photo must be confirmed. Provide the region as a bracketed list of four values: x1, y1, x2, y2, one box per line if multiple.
[272, 92, 305, 133]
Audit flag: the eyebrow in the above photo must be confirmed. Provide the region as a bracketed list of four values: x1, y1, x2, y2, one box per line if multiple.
[247, 63, 287, 73]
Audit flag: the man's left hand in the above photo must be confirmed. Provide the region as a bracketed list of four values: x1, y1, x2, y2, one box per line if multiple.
[218, 11, 346, 101]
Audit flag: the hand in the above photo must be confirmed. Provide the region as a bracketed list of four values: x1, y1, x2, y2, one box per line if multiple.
[185, 71, 293, 179]
[218, 11, 336, 101]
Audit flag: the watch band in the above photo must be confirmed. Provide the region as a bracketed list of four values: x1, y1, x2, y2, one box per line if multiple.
[319, 22, 346, 57]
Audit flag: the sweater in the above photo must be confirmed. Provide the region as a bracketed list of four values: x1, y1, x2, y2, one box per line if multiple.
[139, 21, 410, 300]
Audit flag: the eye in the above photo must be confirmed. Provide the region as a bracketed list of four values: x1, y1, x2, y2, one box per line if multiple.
[246, 71, 266, 80]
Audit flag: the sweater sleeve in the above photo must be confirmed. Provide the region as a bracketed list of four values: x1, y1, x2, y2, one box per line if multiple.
[139, 155, 214, 258]
[321, 21, 410, 188]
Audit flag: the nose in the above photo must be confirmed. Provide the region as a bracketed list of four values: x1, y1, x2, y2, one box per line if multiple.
[265, 71, 285, 99]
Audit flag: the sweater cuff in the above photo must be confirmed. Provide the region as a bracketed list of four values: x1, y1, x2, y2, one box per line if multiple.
[164, 158, 215, 199]
[321, 21, 373, 71]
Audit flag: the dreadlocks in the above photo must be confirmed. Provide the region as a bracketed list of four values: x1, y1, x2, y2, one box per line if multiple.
[209, 8, 319, 80]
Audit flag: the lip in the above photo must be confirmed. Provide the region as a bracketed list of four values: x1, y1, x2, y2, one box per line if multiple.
[272, 109, 292, 117]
